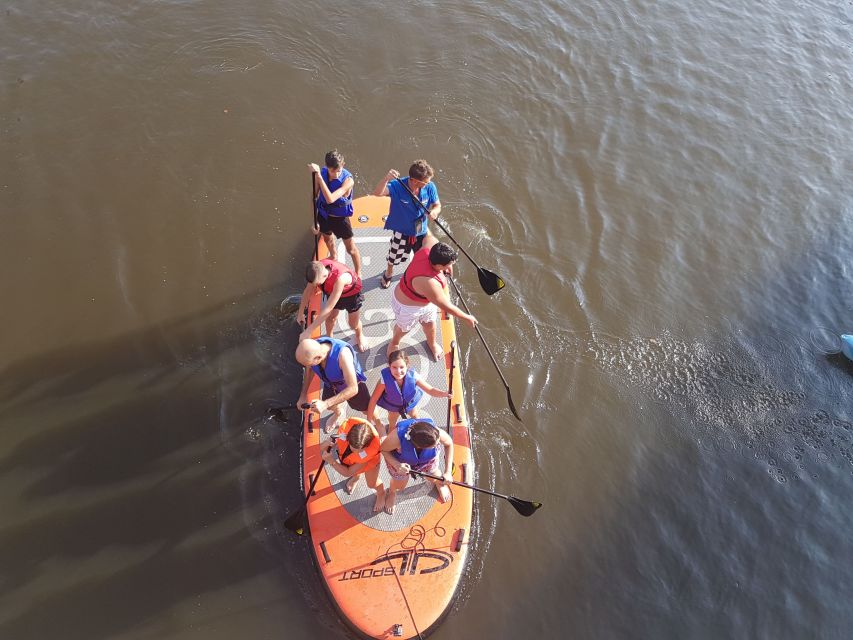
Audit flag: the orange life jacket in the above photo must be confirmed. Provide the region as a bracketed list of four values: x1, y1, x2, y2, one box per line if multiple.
[335, 417, 381, 471]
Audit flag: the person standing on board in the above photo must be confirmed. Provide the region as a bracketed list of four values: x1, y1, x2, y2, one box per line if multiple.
[387, 234, 477, 361]
[320, 417, 387, 512]
[366, 350, 451, 435]
[372, 159, 441, 289]
[380, 418, 454, 514]
[296, 337, 371, 431]
[310, 150, 362, 277]
[297, 259, 366, 351]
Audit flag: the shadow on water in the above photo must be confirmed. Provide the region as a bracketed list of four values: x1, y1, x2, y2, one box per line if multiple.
[0, 284, 343, 640]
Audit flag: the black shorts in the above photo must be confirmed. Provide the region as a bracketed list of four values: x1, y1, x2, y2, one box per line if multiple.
[318, 214, 354, 240]
[323, 381, 371, 412]
[331, 291, 364, 314]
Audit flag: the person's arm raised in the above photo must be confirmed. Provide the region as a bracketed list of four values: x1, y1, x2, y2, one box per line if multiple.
[373, 169, 399, 197]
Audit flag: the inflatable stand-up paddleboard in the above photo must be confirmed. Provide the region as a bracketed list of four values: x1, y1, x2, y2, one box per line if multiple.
[300, 195, 475, 639]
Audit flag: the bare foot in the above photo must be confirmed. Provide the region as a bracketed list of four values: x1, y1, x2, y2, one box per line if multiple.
[373, 491, 386, 512]
[345, 475, 359, 495]
[436, 484, 451, 503]
[354, 337, 367, 353]
[429, 342, 444, 362]
[384, 490, 397, 515]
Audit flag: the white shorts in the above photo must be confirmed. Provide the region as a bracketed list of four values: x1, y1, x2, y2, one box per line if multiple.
[391, 294, 437, 332]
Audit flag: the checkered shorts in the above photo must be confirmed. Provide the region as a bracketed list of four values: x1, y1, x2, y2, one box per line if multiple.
[386, 232, 425, 266]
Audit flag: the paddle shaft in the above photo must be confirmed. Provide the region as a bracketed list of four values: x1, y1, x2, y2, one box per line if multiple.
[448, 276, 522, 420]
[410, 468, 524, 503]
[446, 340, 456, 430]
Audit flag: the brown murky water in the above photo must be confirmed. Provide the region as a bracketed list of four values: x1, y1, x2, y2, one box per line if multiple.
[2, 0, 852, 638]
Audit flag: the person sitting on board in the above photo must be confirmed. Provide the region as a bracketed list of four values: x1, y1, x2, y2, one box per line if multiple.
[296, 337, 371, 431]
[372, 159, 440, 289]
[366, 349, 451, 436]
[297, 258, 366, 352]
[309, 150, 362, 277]
[380, 418, 454, 515]
[320, 417, 387, 512]
[387, 234, 477, 361]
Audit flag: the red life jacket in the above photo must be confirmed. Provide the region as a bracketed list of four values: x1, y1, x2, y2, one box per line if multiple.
[399, 248, 446, 303]
[336, 418, 381, 470]
[320, 259, 362, 298]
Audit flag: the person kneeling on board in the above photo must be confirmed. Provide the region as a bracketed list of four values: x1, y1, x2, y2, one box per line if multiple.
[366, 349, 451, 436]
[296, 337, 371, 431]
[297, 258, 366, 352]
[321, 417, 386, 512]
[380, 418, 453, 515]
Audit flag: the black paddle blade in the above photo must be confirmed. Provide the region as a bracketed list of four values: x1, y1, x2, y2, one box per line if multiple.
[506, 390, 522, 422]
[284, 508, 308, 535]
[478, 267, 505, 295]
[509, 497, 542, 517]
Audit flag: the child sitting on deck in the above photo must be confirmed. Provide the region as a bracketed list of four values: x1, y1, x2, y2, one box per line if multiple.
[320, 417, 386, 512]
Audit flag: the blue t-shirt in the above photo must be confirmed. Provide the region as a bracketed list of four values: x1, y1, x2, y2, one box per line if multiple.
[383, 178, 439, 237]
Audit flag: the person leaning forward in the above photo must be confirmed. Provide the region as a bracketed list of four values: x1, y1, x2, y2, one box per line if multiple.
[297, 258, 366, 352]
[388, 234, 477, 361]
[296, 337, 371, 431]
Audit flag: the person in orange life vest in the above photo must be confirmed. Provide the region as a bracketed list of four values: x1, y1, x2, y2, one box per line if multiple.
[297, 258, 366, 352]
[296, 337, 370, 431]
[320, 417, 387, 512]
[372, 160, 440, 289]
[388, 234, 477, 361]
[380, 418, 453, 515]
[309, 150, 362, 277]
[366, 350, 451, 436]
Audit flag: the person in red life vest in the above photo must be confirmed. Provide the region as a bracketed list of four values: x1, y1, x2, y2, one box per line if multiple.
[320, 417, 386, 512]
[297, 258, 366, 352]
[388, 234, 477, 361]
[309, 150, 362, 277]
[366, 350, 451, 436]
[296, 337, 370, 431]
[372, 160, 440, 289]
[380, 418, 453, 515]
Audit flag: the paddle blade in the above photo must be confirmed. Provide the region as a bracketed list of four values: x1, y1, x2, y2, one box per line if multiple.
[509, 497, 542, 517]
[478, 267, 505, 295]
[507, 390, 522, 422]
[284, 508, 308, 535]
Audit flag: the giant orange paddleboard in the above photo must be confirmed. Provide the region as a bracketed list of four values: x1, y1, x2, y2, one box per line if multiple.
[300, 195, 474, 639]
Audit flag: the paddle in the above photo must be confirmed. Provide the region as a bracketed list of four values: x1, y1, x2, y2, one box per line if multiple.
[267, 403, 312, 422]
[446, 340, 456, 430]
[311, 171, 320, 260]
[395, 178, 505, 295]
[284, 457, 327, 536]
[409, 469, 542, 517]
[448, 276, 522, 421]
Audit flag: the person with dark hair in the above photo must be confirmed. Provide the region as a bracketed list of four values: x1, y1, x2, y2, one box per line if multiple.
[387, 234, 476, 361]
[296, 337, 371, 431]
[296, 256, 366, 351]
[366, 350, 451, 435]
[320, 417, 386, 512]
[309, 150, 362, 276]
[372, 159, 441, 289]
[380, 417, 454, 514]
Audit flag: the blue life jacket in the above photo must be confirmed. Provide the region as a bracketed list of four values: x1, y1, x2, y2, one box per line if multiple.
[383, 178, 438, 236]
[311, 337, 366, 392]
[316, 167, 354, 218]
[378, 367, 423, 413]
[394, 417, 438, 469]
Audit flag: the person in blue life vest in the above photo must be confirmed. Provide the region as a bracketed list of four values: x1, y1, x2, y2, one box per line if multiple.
[379, 418, 453, 515]
[297, 258, 366, 352]
[366, 350, 451, 436]
[310, 150, 362, 277]
[388, 234, 477, 361]
[296, 336, 370, 431]
[372, 159, 441, 289]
